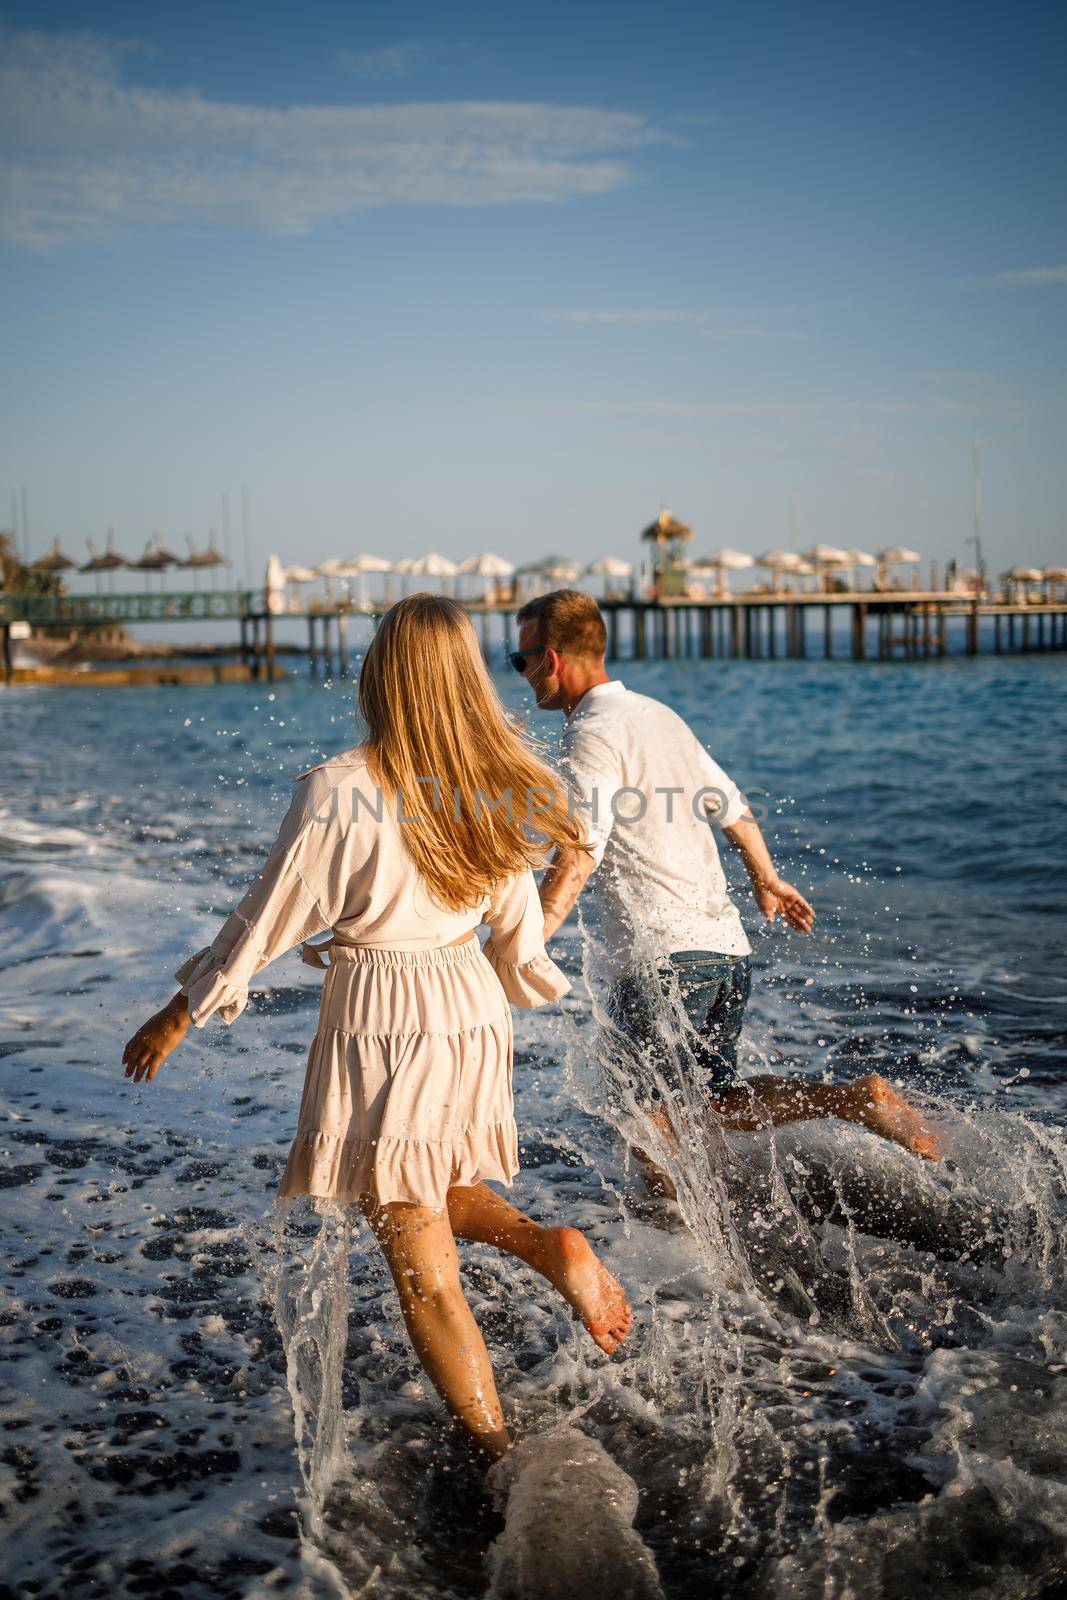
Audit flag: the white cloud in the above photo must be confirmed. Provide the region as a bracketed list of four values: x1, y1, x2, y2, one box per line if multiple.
[0, 23, 666, 249]
[977, 264, 1067, 288]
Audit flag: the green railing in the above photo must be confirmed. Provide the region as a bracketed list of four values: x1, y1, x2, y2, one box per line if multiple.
[0, 589, 262, 625]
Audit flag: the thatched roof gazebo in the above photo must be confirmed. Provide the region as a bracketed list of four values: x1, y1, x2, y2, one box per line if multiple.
[641, 509, 693, 598]
[641, 509, 693, 546]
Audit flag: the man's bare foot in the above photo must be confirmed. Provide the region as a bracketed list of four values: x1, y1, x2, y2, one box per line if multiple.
[541, 1228, 633, 1353]
[849, 1074, 941, 1160]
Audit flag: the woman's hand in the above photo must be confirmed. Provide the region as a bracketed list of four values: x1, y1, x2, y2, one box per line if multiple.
[122, 992, 191, 1084]
[755, 877, 815, 933]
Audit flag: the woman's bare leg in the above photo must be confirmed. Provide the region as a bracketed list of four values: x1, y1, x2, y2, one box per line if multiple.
[362, 1197, 510, 1460]
[445, 1184, 632, 1354]
[710, 1071, 940, 1159]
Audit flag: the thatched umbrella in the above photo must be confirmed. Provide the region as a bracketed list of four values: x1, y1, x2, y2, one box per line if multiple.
[30, 538, 78, 574]
[179, 531, 229, 590]
[79, 530, 131, 593]
[127, 536, 179, 590]
[1042, 564, 1067, 601]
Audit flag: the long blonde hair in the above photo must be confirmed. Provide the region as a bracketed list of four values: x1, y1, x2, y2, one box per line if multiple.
[358, 593, 588, 910]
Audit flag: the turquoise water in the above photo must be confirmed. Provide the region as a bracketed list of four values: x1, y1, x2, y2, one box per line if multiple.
[1, 653, 1065, 1598]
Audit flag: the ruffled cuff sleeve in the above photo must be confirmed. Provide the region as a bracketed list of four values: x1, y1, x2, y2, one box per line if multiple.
[173, 914, 266, 1028]
[482, 941, 571, 1008]
[482, 869, 571, 1010]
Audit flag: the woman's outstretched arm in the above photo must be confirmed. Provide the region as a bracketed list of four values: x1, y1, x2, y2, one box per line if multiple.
[122, 768, 365, 1083]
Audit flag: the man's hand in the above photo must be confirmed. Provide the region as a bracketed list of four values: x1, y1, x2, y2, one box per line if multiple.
[754, 877, 815, 932]
[122, 992, 191, 1084]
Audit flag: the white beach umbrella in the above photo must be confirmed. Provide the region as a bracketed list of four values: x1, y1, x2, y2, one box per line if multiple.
[704, 548, 754, 570]
[338, 553, 392, 575]
[284, 563, 318, 582]
[688, 548, 753, 597]
[457, 550, 514, 604]
[756, 549, 802, 569]
[804, 543, 851, 567]
[877, 545, 922, 592]
[755, 548, 803, 593]
[458, 552, 515, 578]
[586, 555, 634, 578]
[333, 552, 392, 607]
[843, 547, 877, 591]
[265, 552, 288, 614]
[408, 551, 459, 578]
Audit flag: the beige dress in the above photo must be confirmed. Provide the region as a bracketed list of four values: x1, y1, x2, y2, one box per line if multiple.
[173, 746, 571, 1210]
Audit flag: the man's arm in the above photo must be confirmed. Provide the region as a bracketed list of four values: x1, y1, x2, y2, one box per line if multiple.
[540, 725, 619, 941]
[722, 814, 815, 932]
[540, 847, 596, 941]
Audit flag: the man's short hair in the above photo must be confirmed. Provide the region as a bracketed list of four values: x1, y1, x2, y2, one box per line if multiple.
[515, 589, 607, 659]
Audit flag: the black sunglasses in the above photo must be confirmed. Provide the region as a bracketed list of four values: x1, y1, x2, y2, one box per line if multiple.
[507, 646, 551, 673]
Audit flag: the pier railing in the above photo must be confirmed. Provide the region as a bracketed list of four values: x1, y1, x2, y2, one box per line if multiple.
[0, 589, 259, 625]
[2, 587, 1065, 684]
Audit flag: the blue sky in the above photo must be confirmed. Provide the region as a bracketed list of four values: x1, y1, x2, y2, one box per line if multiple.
[2, 0, 1065, 582]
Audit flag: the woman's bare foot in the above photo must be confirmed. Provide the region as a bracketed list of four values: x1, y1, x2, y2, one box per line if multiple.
[848, 1074, 941, 1160]
[541, 1227, 633, 1354]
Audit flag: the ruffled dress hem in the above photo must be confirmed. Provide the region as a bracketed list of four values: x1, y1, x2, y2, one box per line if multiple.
[277, 1116, 520, 1210]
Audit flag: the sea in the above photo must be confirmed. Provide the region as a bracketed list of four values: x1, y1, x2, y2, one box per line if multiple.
[1, 651, 1065, 1600]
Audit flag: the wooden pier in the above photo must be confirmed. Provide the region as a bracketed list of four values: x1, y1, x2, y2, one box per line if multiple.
[2, 588, 1066, 685]
[295, 592, 1067, 677]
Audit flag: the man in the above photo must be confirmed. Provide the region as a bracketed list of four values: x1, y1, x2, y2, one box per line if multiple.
[510, 589, 939, 1179]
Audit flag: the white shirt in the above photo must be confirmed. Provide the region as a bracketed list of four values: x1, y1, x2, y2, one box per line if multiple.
[559, 681, 752, 981]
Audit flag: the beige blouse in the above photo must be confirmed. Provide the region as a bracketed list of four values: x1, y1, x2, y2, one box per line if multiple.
[173, 746, 571, 1028]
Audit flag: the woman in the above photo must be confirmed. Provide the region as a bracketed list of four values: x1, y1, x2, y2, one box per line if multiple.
[121, 594, 631, 1461]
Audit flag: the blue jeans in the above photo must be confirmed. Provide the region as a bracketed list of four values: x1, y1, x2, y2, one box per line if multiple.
[606, 951, 752, 1104]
